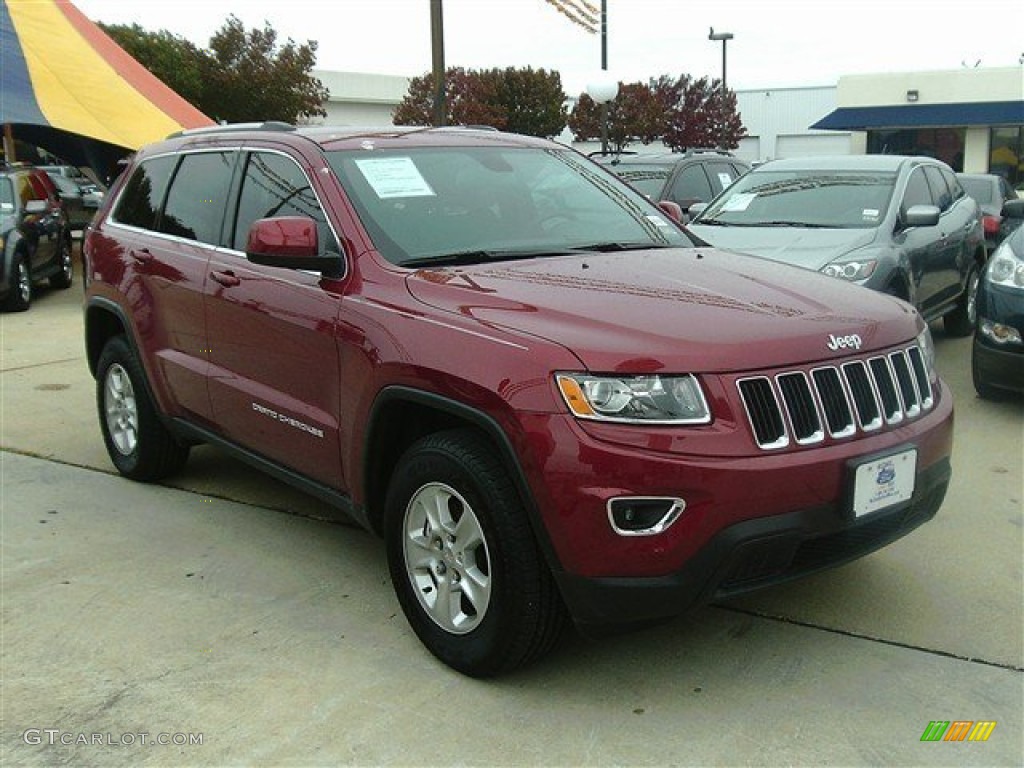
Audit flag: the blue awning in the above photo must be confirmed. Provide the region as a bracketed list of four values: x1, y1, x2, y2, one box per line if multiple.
[811, 101, 1024, 131]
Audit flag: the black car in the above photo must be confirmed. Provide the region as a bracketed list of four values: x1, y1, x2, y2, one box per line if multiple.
[689, 155, 987, 337]
[957, 172, 1019, 250]
[973, 199, 1024, 399]
[0, 165, 74, 312]
[592, 149, 750, 217]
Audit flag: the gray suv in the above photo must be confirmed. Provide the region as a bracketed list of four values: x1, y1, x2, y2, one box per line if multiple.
[688, 155, 987, 336]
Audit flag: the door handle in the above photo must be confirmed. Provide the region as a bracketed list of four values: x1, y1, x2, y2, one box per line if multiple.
[130, 248, 153, 264]
[210, 270, 240, 287]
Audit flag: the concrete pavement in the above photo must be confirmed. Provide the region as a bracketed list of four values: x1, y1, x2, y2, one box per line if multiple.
[2, 264, 1022, 766]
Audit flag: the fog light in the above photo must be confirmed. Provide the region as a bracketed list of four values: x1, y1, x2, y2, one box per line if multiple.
[607, 497, 686, 536]
[979, 319, 1023, 345]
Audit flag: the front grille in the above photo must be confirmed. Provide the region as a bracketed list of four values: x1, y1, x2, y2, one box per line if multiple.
[737, 345, 934, 450]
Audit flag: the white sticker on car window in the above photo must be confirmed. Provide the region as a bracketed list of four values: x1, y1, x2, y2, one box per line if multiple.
[717, 172, 734, 189]
[722, 192, 756, 211]
[862, 208, 880, 220]
[354, 157, 435, 199]
[645, 215, 670, 227]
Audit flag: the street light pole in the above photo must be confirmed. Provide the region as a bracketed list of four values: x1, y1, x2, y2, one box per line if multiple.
[600, 0, 609, 154]
[431, 0, 446, 127]
[708, 27, 733, 148]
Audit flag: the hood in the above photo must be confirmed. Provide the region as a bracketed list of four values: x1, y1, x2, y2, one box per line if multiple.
[404, 247, 919, 373]
[687, 225, 879, 271]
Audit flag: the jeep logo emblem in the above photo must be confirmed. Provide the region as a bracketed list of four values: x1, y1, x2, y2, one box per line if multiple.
[827, 333, 862, 351]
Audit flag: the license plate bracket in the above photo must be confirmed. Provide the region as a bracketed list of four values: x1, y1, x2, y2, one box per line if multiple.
[851, 448, 917, 518]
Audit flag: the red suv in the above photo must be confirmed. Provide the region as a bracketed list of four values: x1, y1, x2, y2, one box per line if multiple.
[83, 124, 954, 676]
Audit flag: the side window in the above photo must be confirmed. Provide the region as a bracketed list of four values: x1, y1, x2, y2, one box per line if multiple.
[940, 167, 964, 202]
[113, 155, 177, 231]
[706, 162, 740, 194]
[232, 151, 337, 255]
[669, 165, 713, 206]
[924, 166, 952, 212]
[901, 168, 933, 214]
[159, 151, 235, 244]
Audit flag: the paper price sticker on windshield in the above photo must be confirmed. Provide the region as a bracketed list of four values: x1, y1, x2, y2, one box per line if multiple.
[721, 192, 756, 212]
[354, 157, 435, 199]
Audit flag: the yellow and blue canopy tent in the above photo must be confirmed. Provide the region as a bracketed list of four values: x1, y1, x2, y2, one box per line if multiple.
[1, 0, 213, 176]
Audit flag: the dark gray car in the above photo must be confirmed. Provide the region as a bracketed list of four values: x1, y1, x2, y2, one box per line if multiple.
[689, 155, 987, 336]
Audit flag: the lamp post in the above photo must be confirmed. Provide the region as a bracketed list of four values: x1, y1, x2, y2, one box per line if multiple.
[586, 77, 619, 155]
[708, 27, 733, 148]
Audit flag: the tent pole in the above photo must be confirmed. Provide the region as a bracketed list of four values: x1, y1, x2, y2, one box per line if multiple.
[2, 124, 15, 162]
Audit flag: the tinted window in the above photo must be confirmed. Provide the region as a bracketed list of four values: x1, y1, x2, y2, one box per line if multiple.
[668, 165, 712, 205]
[232, 151, 337, 255]
[924, 166, 951, 212]
[902, 168, 933, 212]
[941, 168, 963, 201]
[159, 151, 235, 244]
[706, 162, 741, 194]
[113, 155, 177, 230]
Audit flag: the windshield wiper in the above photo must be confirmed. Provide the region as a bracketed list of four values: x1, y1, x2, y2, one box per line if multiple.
[755, 220, 831, 228]
[572, 242, 673, 252]
[399, 248, 578, 268]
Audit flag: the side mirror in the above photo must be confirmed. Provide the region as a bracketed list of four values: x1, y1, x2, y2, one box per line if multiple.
[246, 216, 342, 276]
[903, 204, 940, 228]
[1001, 198, 1024, 220]
[688, 202, 709, 220]
[25, 199, 47, 214]
[657, 200, 683, 223]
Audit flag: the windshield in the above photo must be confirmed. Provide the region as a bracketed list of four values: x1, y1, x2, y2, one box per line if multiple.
[0, 178, 13, 212]
[696, 169, 897, 229]
[958, 177, 993, 205]
[604, 164, 671, 198]
[328, 147, 692, 266]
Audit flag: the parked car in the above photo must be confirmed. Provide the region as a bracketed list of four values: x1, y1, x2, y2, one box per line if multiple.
[973, 200, 1024, 398]
[689, 155, 987, 337]
[957, 172, 1018, 250]
[998, 197, 1024, 242]
[83, 125, 953, 676]
[593, 149, 750, 217]
[45, 172, 105, 230]
[1, 165, 74, 311]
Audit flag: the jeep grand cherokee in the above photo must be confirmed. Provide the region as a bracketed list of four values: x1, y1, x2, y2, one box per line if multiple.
[83, 124, 954, 677]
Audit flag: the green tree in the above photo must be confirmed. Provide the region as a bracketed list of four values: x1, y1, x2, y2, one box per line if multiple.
[99, 23, 204, 106]
[100, 16, 328, 124]
[494, 67, 567, 138]
[200, 16, 328, 123]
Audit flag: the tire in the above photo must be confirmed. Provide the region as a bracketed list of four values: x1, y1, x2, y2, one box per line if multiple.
[49, 238, 73, 289]
[96, 335, 189, 481]
[385, 429, 566, 677]
[2, 252, 31, 312]
[943, 264, 979, 337]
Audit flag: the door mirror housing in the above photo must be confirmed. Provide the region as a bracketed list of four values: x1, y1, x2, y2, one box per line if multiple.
[246, 216, 343, 276]
[1001, 198, 1024, 220]
[903, 204, 940, 228]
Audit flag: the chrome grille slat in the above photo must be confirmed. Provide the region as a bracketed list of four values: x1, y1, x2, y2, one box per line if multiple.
[738, 345, 935, 450]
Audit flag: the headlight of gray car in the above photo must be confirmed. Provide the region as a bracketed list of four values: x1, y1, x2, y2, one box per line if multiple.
[821, 257, 878, 282]
[985, 239, 1024, 290]
[556, 373, 711, 424]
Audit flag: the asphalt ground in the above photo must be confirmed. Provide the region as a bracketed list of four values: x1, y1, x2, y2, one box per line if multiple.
[2, 252, 1022, 767]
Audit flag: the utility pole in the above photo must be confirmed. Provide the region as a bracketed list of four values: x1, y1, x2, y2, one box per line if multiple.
[431, 0, 445, 127]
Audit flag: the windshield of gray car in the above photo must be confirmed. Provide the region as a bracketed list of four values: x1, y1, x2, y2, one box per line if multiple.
[328, 147, 693, 266]
[696, 170, 898, 229]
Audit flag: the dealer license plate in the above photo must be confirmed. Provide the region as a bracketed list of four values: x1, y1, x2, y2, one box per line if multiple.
[852, 449, 917, 518]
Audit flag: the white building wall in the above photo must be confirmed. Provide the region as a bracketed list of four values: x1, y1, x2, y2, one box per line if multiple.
[735, 86, 852, 163]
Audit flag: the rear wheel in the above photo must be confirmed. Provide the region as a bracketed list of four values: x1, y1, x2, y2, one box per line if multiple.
[49, 238, 73, 289]
[385, 429, 566, 677]
[944, 264, 979, 337]
[2, 253, 31, 312]
[96, 335, 189, 481]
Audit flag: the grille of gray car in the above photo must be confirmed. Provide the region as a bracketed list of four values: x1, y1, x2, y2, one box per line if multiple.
[737, 346, 933, 450]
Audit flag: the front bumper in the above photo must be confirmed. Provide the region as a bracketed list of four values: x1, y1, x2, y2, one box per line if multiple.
[972, 335, 1024, 394]
[557, 456, 949, 628]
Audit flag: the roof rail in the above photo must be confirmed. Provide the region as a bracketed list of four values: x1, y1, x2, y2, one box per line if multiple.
[165, 121, 296, 139]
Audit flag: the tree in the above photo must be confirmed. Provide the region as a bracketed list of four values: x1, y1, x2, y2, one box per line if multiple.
[200, 16, 328, 123]
[393, 67, 567, 138]
[567, 81, 663, 152]
[100, 16, 329, 124]
[100, 23, 204, 107]
[664, 76, 745, 151]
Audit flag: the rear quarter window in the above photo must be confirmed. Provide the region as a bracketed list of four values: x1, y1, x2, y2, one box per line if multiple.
[112, 155, 178, 231]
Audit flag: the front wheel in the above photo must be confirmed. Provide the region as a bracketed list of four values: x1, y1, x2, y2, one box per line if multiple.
[943, 264, 979, 337]
[96, 335, 190, 481]
[2, 253, 31, 312]
[385, 429, 566, 677]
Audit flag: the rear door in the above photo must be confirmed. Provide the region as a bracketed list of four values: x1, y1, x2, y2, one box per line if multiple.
[203, 147, 345, 489]
[20, 172, 60, 273]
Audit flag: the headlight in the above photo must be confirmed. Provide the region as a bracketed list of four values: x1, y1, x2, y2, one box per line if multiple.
[985, 241, 1024, 290]
[556, 373, 711, 424]
[822, 258, 878, 282]
[916, 326, 935, 374]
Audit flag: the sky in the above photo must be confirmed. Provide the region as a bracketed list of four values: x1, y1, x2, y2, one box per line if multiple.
[73, 0, 1024, 96]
